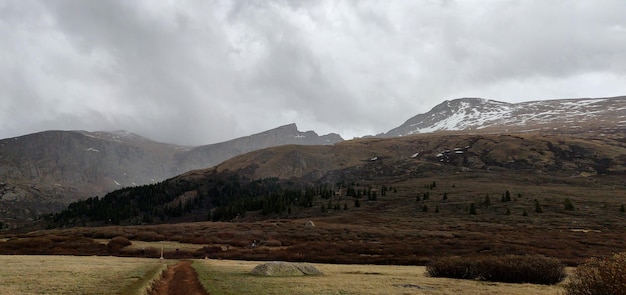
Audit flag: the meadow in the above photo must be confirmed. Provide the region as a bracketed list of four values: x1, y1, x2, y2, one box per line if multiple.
[0, 255, 568, 295]
[193, 259, 567, 295]
[0, 255, 172, 295]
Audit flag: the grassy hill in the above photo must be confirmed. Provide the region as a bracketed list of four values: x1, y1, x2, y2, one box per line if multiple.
[5, 129, 626, 265]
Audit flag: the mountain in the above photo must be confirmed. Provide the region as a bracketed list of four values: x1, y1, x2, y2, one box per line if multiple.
[48, 129, 626, 226]
[383, 96, 626, 137]
[20, 130, 626, 266]
[171, 123, 343, 175]
[0, 124, 342, 226]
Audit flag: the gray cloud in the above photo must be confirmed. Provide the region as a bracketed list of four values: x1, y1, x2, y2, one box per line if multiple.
[1, 0, 625, 144]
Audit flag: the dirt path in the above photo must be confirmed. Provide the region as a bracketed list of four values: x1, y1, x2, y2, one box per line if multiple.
[149, 260, 208, 295]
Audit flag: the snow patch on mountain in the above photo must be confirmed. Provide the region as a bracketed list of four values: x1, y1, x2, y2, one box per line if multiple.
[384, 96, 626, 137]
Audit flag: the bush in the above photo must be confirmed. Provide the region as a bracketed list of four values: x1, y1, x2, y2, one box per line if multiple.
[563, 252, 626, 295]
[426, 256, 476, 280]
[427, 255, 566, 285]
[107, 236, 131, 253]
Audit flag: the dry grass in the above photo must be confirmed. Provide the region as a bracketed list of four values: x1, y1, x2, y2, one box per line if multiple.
[0, 255, 172, 295]
[95, 238, 205, 253]
[193, 259, 565, 295]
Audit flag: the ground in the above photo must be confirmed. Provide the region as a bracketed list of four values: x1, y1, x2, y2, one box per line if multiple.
[149, 260, 208, 295]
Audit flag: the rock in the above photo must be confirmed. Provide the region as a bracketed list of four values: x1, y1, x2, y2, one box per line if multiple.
[250, 261, 323, 276]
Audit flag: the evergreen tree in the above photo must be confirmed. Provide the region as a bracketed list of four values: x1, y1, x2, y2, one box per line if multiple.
[344, 203, 348, 210]
[484, 194, 491, 207]
[435, 205, 440, 213]
[442, 193, 448, 200]
[416, 195, 421, 202]
[620, 204, 625, 213]
[535, 200, 543, 213]
[469, 203, 477, 215]
[522, 209, 528, 216]
[505, 208, 511, 215]
[422, 205, 428, 212]
[505, 190, 512, 202]
[563, 198, 575, 211]
[354, 198, 361, 208]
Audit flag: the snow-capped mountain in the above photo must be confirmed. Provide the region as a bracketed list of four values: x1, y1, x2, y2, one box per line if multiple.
[383, 96, 626, 137]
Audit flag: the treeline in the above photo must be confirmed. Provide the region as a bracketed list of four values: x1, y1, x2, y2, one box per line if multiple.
[46, 173, 352, 227]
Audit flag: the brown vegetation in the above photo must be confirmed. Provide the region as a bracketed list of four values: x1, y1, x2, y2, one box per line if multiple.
[564, 252, 626, 295]
[2, 131, 626, 269]
[426, 255, 566, 284]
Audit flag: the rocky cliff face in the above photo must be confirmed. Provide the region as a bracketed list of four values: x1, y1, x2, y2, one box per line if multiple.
[383, 96, 626, 137]
[0, 124, 343, 225]
[171, 123, 343, 175]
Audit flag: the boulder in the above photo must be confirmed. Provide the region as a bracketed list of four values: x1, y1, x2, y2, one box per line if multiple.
[250, 261, 323, 276]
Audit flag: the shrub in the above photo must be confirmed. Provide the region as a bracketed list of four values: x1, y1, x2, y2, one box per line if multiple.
[563, 252, 626, 295]
[427, 255, 566, 285]
[426, 256, 476, 280]
[107, 236, 131, 253]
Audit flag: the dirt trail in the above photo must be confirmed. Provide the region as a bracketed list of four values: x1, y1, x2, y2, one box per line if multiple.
[149, 260, 208, 295]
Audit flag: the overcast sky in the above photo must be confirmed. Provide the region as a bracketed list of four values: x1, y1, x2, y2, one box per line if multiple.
[1, 1, 625, 145]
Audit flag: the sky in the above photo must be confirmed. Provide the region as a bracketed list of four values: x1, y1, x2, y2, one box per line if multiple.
[1, 0, 625, 145]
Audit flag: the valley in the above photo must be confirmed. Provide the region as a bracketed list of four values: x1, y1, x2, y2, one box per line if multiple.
[1, 96, 626, 293]
[3, 130, 626, 266]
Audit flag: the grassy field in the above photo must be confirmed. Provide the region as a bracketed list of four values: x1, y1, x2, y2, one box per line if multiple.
[0, 255, 571, 294]
[0, 255, 172, 295]
[193, 259, 567, 295]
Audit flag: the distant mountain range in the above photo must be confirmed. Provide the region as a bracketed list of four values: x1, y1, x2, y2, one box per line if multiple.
[0, 123, 342, 225]
[382, 96, 626, 137]
[3, 95, 626, 226]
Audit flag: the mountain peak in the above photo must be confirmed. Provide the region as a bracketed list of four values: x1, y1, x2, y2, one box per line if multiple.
[383, 96, 626, 137]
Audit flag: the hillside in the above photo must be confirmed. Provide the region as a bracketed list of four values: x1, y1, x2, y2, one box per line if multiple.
[0, 124, 342, 226]
[383, 96, 626, 137]
[30, 129, 626, 265]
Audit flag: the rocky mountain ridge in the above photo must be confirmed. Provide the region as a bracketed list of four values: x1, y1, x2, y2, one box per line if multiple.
[0, 124, 342, 225]
[383, 96, 626, 137]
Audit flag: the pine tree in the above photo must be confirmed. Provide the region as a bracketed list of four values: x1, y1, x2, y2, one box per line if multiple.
[505, 190, 512, 202]
[469, 203, 477, 215]
[484, 195, 491, 207]
[435, 205, 440, 213]
[505, 208, 511, 215]
[563, 198, 575, 211]
[522, 209, 528, 216]
[344, 203, 348, 210]
[620, 204, 625, 213]
[422, 205, 428, 212]
[354, 198, 361, 208]
[535, 200, 543, 213]
[442, 193, 448, 200]
[416, 195, 421, 202]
